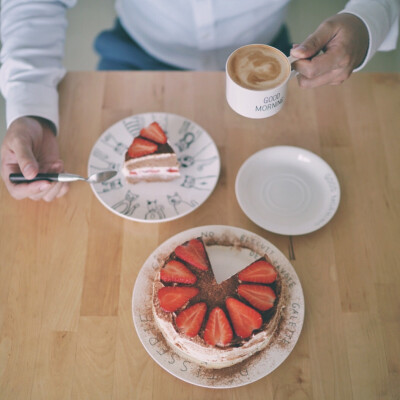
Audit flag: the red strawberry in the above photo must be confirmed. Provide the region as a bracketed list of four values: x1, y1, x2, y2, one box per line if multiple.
[174, 238, 209, 271]
[238, 258, 277, 284]
[225, 297, 262, 339]
[203, 307, 233, 347]
[176, 302, 207, 337]
[128, 137, 158, 158]
[237, 284, 276, 311]
[160, 260, 197, 284]
[140, 122, 168, 144]
[158, 286, 199, 312]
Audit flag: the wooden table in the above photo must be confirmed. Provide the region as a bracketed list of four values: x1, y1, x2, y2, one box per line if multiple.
[0, 71, 399, 400]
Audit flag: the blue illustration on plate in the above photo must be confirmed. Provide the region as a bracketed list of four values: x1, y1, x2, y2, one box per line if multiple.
[123, 116, 144, 137]
[178, 142, 218, 171]
[145, 200, 166, 220]
[181, 175, 218, 191]
[167, 192, 198, 215]
[91, 148, 120, 171]
[112, 190, 140, 216]
[101, 132, 127, 155]
[175, 131, 196, 152]
[96, 178, 124, 193]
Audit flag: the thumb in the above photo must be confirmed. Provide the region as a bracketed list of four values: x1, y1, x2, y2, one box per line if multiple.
[291, 22, 334, 59]
[12, 139, 39, 179]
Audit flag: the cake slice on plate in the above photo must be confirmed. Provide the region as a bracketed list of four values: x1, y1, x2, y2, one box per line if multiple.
[123, 122, 180, 184]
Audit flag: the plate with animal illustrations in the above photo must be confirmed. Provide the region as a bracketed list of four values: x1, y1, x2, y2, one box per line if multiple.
[88, 112, 220, 222]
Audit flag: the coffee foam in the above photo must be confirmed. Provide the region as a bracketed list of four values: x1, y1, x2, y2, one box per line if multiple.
[228, 45, 290, 90]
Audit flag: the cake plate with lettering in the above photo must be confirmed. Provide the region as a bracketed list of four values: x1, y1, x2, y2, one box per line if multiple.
[235, 146, 340, 235]
[132, 225, 305, 388]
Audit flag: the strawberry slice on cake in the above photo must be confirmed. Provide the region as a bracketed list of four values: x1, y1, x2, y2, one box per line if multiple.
[174, 238, 210, 271]
[139, 122, 168, 144]
[203, 307, 233, 347]
[226, 297, 262, 339]
[160, 260, 197, 285]
[158, 286, 199, 312]
[238, 257, 277, 284]
[237, 284, 276, 311]
[176, 302, 207, 337]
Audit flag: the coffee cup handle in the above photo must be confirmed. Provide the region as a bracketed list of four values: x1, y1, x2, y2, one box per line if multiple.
[288, 55, 299, 79]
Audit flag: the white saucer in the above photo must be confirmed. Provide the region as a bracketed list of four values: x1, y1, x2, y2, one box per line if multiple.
[235, 146, 340, 235]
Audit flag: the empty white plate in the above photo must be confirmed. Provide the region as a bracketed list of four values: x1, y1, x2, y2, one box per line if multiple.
[235, 146, 340, 235]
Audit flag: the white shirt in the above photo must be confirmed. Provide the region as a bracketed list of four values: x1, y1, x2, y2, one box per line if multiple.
[0, 0, 399, 131]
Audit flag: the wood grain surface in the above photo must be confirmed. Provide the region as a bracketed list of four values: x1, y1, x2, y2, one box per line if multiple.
[0, 71, 399, 399]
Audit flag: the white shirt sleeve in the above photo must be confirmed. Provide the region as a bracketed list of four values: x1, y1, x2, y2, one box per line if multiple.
[0, 0, 76, 131]
[339, 0, 400, 71]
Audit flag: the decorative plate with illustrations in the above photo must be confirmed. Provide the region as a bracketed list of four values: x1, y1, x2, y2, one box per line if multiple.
[88, 113, 220, 222]
[132, 225, 305, 388]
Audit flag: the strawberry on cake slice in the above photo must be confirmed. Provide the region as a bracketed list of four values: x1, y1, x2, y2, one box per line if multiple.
[123, 122, 180, 184]
[152, 237, 287, 369]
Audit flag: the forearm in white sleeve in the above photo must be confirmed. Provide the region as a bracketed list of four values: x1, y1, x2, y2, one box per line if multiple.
[339, 0, 400, 71]
[0, 0, 77, 132]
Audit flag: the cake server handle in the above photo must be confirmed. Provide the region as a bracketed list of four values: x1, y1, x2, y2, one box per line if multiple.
[9, 173, 60, 183]
[9, 170, 117, 184]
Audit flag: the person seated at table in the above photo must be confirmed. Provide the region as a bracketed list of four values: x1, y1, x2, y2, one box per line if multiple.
[0, 0, 399, 202]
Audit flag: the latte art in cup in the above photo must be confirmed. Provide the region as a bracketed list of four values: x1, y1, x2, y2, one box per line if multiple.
[227, 44, 291, 90]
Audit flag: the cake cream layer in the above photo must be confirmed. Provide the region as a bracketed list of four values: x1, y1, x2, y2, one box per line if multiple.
[124, 153, 179, 170]
[122, 165, 180, 178]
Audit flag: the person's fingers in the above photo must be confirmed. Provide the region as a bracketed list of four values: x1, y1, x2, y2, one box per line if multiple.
[56, 183, 70, 198]
[294, 49, 351, 80]
[35, 161, 68, 201]
[11, 181, 52, 201]
[41, 182, 66, 202]
[11, 136, 39, 179]
[296, 67, 351, 88]
[290, 20, 336, 59]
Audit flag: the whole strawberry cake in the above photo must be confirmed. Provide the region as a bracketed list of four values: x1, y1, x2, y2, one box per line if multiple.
[152, 237, 287, 369]
[122, 121, 180, 184]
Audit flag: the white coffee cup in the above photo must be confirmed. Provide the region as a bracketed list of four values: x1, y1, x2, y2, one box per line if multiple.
[226, 44, 297, 119]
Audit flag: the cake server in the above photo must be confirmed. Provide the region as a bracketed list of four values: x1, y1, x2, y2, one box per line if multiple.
[9, 170, 118, 184]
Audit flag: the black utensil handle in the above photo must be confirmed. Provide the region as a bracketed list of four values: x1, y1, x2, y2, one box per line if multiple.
[9, 173, 60, 183]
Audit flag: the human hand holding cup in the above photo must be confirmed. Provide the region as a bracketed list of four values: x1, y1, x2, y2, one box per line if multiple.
[226, 44, 298, 119]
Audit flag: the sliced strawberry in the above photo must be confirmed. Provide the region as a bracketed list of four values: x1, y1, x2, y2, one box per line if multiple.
[203, 307, 233, 347]
[225, 297, 262, 339]
[128, 137, 158, 158]
[158, 286, 199, 312]
[160, 260, 197, 284]
[238, 284, 276, 311]
[174, 238, 209, 271]
[176, 302, 207, 337]
[238, 258, 277, 284]
[140, 122, 168, 144]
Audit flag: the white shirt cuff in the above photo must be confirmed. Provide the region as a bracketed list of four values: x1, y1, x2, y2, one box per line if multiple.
[339, 1, 399, 71]
[5, 82, 60, 133]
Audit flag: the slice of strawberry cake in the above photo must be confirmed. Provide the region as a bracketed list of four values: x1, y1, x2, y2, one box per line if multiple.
[123, 122, 180, 184]
[152, 237, 287, 369]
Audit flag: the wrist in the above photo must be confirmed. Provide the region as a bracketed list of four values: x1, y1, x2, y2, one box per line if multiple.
[28, 116, 57, 136]
[339, 13, 369, 68]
